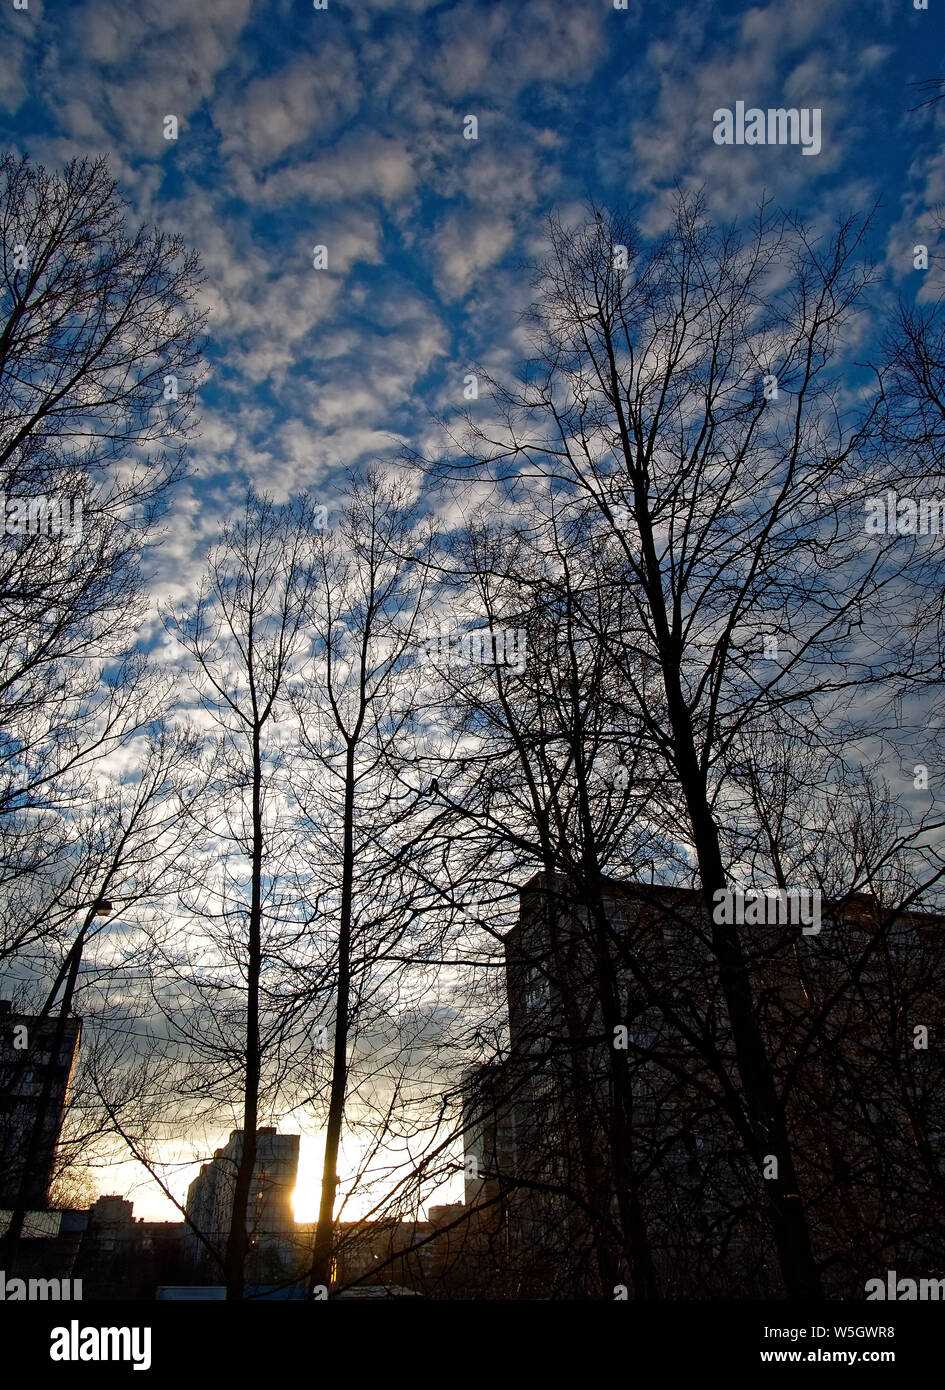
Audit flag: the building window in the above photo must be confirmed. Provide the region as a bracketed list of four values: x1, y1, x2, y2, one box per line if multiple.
[523, 970, 549, 1012]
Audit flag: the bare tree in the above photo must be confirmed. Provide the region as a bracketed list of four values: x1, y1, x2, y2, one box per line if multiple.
[0, 723, 199, 1257]
[0, 152, 205, 1002]
[405, 497, 668, 1296]
[161, 492, 318, 1299]
[293, 468, 435, 1294]
[427, 192, 937, 1298]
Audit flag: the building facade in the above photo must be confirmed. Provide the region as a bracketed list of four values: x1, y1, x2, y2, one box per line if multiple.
[0, 1000, 82, 1208]
[460, 873, 945, 1298]
[185, 1128, 299, 1285]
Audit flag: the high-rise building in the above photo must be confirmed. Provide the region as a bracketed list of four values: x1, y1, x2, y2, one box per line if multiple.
[0, 1000, 83, 1208]
[185, 1128, 299, 1282]
[461, 873, 945, 1298]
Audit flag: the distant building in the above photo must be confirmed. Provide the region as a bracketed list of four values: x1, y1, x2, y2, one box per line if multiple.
[297, 1216, 452, 1295]
[0, 1000, 82, 1208]
[185, 1128, 299, 1284]
[71, 1195, 189, 1299]
[462, 1063, 517, 1210]
[0, 1196, 191, 1300]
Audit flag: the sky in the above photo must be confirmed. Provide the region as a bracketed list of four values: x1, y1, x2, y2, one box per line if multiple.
[2, 0, 943, 615]
[2, 0, 944, 1219]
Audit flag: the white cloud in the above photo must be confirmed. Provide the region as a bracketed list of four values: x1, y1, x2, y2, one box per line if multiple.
[623, 0, 878, 225]
[433, 0, 605, 100]
[887, 104, 945, 301]
[0, 11, 28, 113]
[246, 133, 417, 208]
[60, 0, 252, 153]
[432, 211, 517, 300]
[214, 46, 361, 169]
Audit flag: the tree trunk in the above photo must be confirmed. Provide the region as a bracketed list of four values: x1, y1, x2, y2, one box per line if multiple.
[656, 625, 823, 1298]
[223, 724, 264, 1299]
[309, 742, 356, 1294]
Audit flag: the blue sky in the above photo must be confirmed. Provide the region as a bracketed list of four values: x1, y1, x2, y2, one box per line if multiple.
[2, 0, 944, 620]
